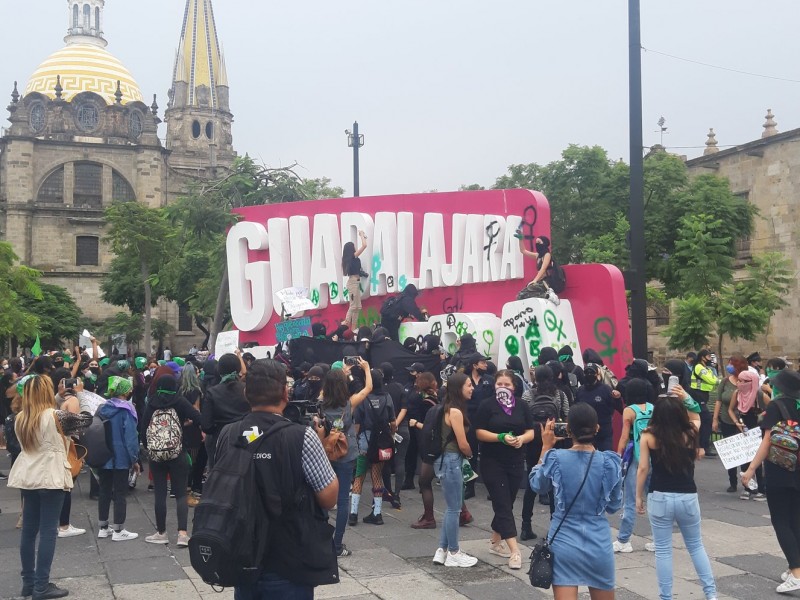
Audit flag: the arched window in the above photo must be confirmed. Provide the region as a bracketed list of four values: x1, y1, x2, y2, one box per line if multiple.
[191, 120, 201, 139]
[38, 168, 65, 203]
[83, 4, 90, 29]
[112, 172, 136, 202]
[74, 162, 102, 208]
[95, 7, 100, 31]
[72, 4, 79, 28]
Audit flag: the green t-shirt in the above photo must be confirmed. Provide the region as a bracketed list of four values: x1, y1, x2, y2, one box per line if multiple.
[717, 377, 736, 425]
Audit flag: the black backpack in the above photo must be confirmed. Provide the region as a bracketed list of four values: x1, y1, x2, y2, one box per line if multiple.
[189, 420, 293, 589]
[380, 295, 401, 319]
[420, 403, 453, 463]
[79, 414, 113, 469]
[547, 259, 567, 293]
[4, 413, 20, 460]
[366, 395, 394, 462]
[565, 368, 579, 399]
[529, 394, 560, 423]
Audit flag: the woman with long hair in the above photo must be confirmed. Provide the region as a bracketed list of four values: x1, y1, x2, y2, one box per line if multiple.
[341, 230, 368, 331]
[636, 397, 717, 600]
[517, 234, 560, 303]
[8, 375, 72, 600]
[530, 403, 623, 600]
[318, 358, 372, 557]
[180, 364, 206, 504]
[430, 372, 478, 568]
[475, 370, 535, 570]
[712, 353, 749, 493]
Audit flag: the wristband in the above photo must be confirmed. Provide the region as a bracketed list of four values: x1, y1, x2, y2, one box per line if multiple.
[497, 433, 508, 444]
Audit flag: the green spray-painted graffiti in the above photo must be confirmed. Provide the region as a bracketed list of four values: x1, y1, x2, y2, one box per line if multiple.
[311, 288, 320, 306]
[371, 255, 381, 292]
[593, 317, 618, 362]
[525, 316, 542, 361]
[543, 309, 566, 343]
[483, 330, 495, 357]
[505, 335, 520, 357]
[357, 307, 381, 329]
[399, 274, 408, 292]
[330, 282, 339, 300]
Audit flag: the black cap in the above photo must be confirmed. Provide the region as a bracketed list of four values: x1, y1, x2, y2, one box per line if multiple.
[405, 362, 425, 373]
[465, 353, 490, 366]
[773, 370, 800, 396]
[747, 352, 762, 364]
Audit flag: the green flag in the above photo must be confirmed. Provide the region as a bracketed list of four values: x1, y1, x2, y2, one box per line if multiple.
[31, 335, 41, 357]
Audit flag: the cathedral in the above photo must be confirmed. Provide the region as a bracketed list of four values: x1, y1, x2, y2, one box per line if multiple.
[0, 0, 235, 348]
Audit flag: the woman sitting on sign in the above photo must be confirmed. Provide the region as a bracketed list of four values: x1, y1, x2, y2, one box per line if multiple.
[515, 232, 564, 305]
[342, 230, 368, 331]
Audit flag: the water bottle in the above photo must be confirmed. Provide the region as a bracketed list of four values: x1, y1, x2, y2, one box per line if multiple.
[744, 476, 758, 492]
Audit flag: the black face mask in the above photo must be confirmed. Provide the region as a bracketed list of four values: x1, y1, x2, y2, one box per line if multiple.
[536, 243, 548, 255]
[90, 367, 101, 376]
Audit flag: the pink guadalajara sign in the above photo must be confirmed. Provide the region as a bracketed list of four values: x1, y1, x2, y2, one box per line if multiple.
[227, 189, 633, 378]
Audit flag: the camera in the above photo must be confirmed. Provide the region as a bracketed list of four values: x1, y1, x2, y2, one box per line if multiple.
[344, 356, 360, 367]
[554, 422, 568, 438]
[62, 378, 79, 391]
[284, 399, 320, 426]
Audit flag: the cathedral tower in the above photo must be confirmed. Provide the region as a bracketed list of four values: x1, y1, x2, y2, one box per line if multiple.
[165, 0, 234, 181]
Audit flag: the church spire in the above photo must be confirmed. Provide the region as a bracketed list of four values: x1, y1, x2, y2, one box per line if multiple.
[170, 0, 229, 111]
[65, 0, 107, 48]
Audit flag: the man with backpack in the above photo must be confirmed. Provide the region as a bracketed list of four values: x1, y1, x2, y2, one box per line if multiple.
[614, 378, 654, 553]
[558, 345, 584, 399]
[190, 359, 338, 598]
[379, 284, 428, 342]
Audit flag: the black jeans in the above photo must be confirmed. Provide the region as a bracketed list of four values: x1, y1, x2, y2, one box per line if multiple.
[98, 469, 130, 528]
[767, 487, 800, 569]
[59, 490, 71, 527]
[151, 454, 190, 532]
[481, 455, 523, 540]
[188, 444, 207, 494]
[699, 402, 712, 451]
[405, 429, 420, 484]
[20, 489, 64, 594]
[521, 441, 543, 525]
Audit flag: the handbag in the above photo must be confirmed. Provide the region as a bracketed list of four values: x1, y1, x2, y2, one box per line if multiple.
[528, 450, 596, 589]
[322, 430, 348, 462]
[54, 413, 87, 479]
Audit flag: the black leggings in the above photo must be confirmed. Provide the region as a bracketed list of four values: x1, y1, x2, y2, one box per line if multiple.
[187, 444, 207, 494]
[151, 454, 190, 533]
[98, 469, 130, 527]
[767, 487, 800, 569]
[59, 490, 71, 527]
[481, 455, 523, 540]
[418, 461, 435, 518]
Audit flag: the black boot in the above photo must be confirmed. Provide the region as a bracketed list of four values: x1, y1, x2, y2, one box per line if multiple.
[520, 522, 537, 541]
[400, 479, 415, 491]
[464, 480, 475, 500]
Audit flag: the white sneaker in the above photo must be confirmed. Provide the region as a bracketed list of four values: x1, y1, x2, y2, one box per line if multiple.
[645, 542, 656, 552]
[613, 540, 633, 553]
[58, 524, 86, 538]
[777, 574, 800, 593]
[546, 290, 561, 305]
[177, 533, 190, 548]
[145, 532, 169, 544]
[112, 529, 138, 542]
[444, 550, 478, 568]
[432, 548, 447, 565]
[781, 570, 791, 582]
[97, 527, 111, 539]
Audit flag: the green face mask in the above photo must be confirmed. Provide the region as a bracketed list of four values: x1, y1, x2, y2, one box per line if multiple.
[767, 368, 781, 381]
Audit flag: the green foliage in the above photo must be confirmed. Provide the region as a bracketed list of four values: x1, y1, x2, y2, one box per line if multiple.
[300, 177, 345, 199]
[101, 252, 160, 313]
[459, 183, 486, 191]
[665, 295, 714, 350]
[151, 319, 174, 343]
[22, 283, 83, 350]
[671, 214, 733, 297]
[0, 242, 42, 340]
[98, 312, 143, 347]
[583, 214, 630, 266]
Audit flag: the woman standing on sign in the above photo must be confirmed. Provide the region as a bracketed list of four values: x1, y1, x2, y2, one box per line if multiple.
[342, 230, 368, 331]
[515, 232, 563, 305]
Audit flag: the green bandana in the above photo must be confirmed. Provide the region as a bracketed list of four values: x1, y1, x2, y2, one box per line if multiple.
[558, 354, 571, 362]
[220, 372, 238, 383]
[16, 374, 37, 396]
[174, 357, 186, 367]
[135, 357, 147, 370]
[331, 361, 344, 371]
[108, 376, 133, 397]
[117, 360, 130, 371]
[99, 357, 110, 368]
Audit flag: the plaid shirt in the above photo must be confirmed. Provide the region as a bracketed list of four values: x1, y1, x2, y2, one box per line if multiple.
[302, 427, 336, 492]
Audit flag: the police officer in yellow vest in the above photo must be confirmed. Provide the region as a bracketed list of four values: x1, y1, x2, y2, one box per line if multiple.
[690, 349, 719, 456]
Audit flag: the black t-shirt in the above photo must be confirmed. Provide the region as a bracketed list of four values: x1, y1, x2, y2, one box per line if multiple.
[575, 383, 619, 434]
[385, 381, 407, 425]
[760, 397, 800, 490]
[345, 256, 362, 277]
[473, 396, 534, 464]
[468, 374, 495, 420]
[650, 447, 697, 494]
[354, 393, 396, 431]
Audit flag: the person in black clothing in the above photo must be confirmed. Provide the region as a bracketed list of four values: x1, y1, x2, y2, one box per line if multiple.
[464, 353, 495, 499]
[379, 284, 428, 342]
[291, 365, 324, 402]
[400, 362, 425, 490]
[474, 370, 535, 570]
[545, 360, 574, 406]
[558, 344, 585, 386]
[616, 359, 657, 404]
[140, 375, 201, 546]
[380, 362, 408, 508]
[200, 353, 249, 468]
[342, 231, 368, 331]
[743, 369, 800, 592]
[575, 363, 622, 451]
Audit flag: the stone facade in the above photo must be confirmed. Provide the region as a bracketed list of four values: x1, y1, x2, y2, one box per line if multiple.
[647, 122, 800, 362]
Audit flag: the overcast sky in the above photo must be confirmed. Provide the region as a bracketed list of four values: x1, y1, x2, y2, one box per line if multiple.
[2, 1, 799, 196]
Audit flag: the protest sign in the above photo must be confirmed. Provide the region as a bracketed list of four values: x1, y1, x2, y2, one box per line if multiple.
[713, 428, 763, 470]
[80, 329, 105, 358]
[275, 287, 316, 315]
[214, 330, 240, 358]
[275, 317, 312, 343]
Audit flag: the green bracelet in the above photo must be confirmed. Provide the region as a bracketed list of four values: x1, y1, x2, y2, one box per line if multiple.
[497, 433, 508, 444]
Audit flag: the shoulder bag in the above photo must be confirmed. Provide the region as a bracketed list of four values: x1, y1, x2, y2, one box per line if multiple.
[528, 450, 596, 589]
[54, 413, 87, 479]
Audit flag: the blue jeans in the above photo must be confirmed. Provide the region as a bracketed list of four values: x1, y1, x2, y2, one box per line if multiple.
[20, 489, 65, 593]
[648, 492, 716, 600]
[234, 571, 313, 600]
[434, 452, 463, 552]
[618, 458, 650, 543]
[331, 459, 354, 552]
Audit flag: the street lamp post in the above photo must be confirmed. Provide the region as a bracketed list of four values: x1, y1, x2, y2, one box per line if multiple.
[346, 121, 365, 197]
[628, 0, 648, 359]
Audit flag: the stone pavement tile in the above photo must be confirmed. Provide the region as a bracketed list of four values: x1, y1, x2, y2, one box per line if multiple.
[700, 520, 783, 558]
[409, 556, 513, 587]
[363, 570, 470, 599]
[339, 548, 418, 579]
[337, 530, 382, 553]
[104, 555, 187, 585]
[200, 590, 235, 600]
[94, 536, 174, 561]
[715, 573, 787, 599]
[578, 591, 648, 600]
[616, 567, 711, 599]
[113, 579, 200, 600]
[380, 531, 440, 558]
[716, 554, 789, 582]
[315, 572, 370, 598]
[457, 578, 550, 600]
[47, 575, 111, 600]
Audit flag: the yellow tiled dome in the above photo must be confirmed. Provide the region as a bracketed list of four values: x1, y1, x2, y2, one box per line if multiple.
[25, 43, 143, 106]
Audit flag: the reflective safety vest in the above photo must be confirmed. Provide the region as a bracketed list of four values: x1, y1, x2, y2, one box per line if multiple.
[690, 364, 717, 393]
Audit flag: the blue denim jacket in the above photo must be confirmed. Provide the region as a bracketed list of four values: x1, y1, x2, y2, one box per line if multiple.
[97, 402, 139, 470]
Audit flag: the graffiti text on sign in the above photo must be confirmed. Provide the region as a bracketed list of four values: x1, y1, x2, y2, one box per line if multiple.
[521, 204, 538, 252]
[544, 309, 566, 343]
[398, 275, 408, 292]
[526, 316, 542, 361]
[431, 321, 443, 337]
[442, 289, 464, 313]
[593, 317, 618, 362]
[387, 276, 395, 290]
[505, 335, 520, 356]
[503, 306, 534, 333]
[330, 282, 339, 300]
[371, 255, 382, 292]
[311, 289, 320, 306]
[446, 314, 457, 330]
[342, 287, 349, 301]
[357, 307, 381, 329]
[483, 220, 500, 261]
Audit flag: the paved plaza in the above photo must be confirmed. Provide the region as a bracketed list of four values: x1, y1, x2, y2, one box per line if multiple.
[0, 454, 791, 600]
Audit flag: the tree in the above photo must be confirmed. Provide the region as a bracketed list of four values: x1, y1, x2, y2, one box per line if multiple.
[98, 312, 143, 349]
[104, 202, 173, 355]
[0, 242, 42, 345]
[299, 177, 344, 199]
[101, 252, 161, 314]
[22, 283, 84, 350]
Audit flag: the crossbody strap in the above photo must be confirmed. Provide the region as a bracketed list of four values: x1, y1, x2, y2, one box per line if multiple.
[774, 397, 791, 423]
[548, 450, 595, 546]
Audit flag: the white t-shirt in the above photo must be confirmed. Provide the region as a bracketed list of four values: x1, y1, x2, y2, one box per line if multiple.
[164, 349, 172, 360]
